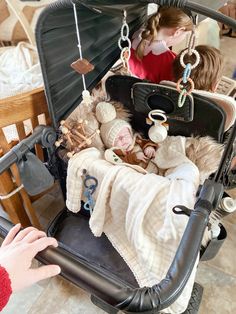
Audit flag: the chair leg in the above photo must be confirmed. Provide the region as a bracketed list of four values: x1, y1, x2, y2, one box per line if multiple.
[19, 189, 42, 229]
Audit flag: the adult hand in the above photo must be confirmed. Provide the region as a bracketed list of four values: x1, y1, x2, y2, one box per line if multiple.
[144, 146, 156, 159]
[0, 224, 61, 292]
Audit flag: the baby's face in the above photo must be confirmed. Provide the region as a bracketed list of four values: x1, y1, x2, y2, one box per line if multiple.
[114, 127, 133, 150]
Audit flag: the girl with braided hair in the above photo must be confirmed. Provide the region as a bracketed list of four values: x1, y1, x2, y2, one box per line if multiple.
[129, 6, 193, 83]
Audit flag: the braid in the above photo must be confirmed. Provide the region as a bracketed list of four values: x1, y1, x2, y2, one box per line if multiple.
[135, 13, 160, 60]
[134, 6, 193, 61]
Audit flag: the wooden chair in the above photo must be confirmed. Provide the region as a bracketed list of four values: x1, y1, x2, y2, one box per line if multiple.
[0, 87, 51, 229]
[4, 0, 36, 46]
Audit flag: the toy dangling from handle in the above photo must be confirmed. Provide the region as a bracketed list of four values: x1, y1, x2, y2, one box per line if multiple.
[148, 110, 168, 144]
[71, 1, 93, 105]
[176, 18, 200, 108]
[82, 169, 98, 215]
[118, 10, 132, 74]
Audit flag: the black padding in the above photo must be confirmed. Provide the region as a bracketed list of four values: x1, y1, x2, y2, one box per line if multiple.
[106, 75, 143, 109]
[148, 94, 174, 113]
[168, 94, 226, 143]
[106, 75, 226, 143]
[132, 82, 194, 122]
[47, 209, 139, 288]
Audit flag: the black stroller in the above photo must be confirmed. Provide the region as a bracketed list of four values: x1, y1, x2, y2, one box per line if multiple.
[0, 1, 236, 313]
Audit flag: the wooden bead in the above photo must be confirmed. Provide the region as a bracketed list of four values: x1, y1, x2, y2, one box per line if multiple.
[55, 140, 63, 147]
[61, 126, 69, 134]
[67, 151, 74, 158]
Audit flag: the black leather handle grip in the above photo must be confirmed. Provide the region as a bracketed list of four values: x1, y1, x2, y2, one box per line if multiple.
[0, 125, 56, 175]
[78, 0, 236, 29]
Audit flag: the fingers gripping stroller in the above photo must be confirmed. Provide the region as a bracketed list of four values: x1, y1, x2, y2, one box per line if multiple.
[0, 1, 236, 313]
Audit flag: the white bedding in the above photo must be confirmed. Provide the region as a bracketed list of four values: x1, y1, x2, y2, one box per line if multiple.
[0, 42, 43, 99]
[66, 136, 201, 313]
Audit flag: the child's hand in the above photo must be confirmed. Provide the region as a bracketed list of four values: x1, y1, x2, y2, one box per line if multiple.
[136, 152, 148, 162]
[0, 224, 61, 292]
[144, 146, 156, 158]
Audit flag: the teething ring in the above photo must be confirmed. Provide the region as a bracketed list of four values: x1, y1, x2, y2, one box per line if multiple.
[178, 89, 187, 107]
[121, 23, 129, 40]
[148, 109, 167, 123]
[84, 176, 98, 192]
[180, 48, 200, 69]
[183, 63, 192, 84]
[118, 37, 131, 50]
[120, 47, 131, 61]
[176, 77, 195, 95]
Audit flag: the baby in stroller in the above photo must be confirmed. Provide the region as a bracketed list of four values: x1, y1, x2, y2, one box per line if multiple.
[63, 63, 231, 314]
[61, 34, 236, 312]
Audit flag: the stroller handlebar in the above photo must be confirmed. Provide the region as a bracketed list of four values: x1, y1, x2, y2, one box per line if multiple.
[0, 125, 56, 175]
[0, 124, 221, 312]
[0, 184, 213, 313]
[78, 0, 236, 29]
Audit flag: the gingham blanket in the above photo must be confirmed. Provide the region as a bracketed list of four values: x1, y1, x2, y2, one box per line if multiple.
[66, 136, 200, 313]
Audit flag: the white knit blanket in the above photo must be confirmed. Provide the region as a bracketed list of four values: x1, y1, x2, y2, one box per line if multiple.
[66, 136, 200, 313]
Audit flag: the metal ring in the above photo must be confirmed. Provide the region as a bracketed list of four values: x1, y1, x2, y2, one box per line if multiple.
[148, 109, 167, 123]
[180, 48, 200, 69]
[176, 77, 195, 95]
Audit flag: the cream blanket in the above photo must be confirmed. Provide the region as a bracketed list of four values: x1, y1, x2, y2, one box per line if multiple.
[66, 136, 200, 314]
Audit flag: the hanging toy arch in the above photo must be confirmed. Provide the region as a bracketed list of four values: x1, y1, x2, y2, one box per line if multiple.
[176, 16, 200, 107]
[118, 10, 132, 74]
[70, 0, 94, 105]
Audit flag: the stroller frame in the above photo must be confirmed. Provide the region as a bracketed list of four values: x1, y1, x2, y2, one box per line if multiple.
[0, 1, 236, 313]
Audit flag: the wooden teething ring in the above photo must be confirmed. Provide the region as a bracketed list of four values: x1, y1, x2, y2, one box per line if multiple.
[176, 77, 195, 95]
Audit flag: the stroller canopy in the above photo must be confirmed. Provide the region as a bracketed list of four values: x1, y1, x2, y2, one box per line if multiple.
[36, 0, 230, 127]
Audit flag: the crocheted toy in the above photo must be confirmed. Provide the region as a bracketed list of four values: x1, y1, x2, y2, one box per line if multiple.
[55, 119, 100, 158]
